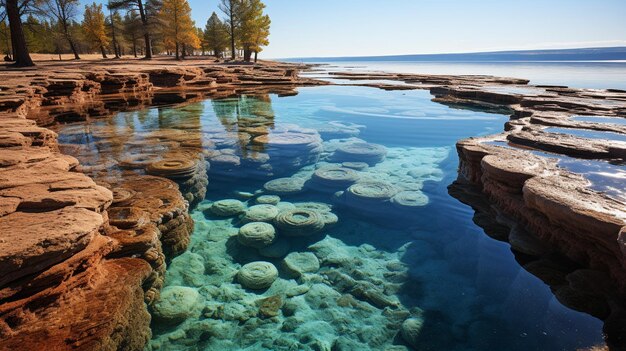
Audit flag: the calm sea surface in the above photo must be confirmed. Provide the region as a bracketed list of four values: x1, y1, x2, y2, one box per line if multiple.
[55, 63, 619, 350]
[295, 60, 626, 90]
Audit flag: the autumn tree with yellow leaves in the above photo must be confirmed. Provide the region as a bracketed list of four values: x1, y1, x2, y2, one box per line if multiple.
[82, 3, 111, 58]
[159, 0, 200, 59]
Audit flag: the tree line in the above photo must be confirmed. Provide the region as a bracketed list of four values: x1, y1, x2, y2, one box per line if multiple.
[0, 0, 270, 66]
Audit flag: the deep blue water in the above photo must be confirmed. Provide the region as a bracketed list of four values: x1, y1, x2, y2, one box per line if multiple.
[58, 85, 607, 351]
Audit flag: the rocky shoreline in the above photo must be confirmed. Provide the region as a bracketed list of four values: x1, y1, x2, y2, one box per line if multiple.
[0, 59, 324, 350]
[1, 59, 625, 349]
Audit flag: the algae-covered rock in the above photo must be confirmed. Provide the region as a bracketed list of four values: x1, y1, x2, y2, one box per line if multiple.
[240, 204, 280, 224]
[333, 142, 387, 165]
[283, 252, 320, 277]
[391, 191, 429, 209]
[294, 201, 332, 213]
[237, 261, 279, 290]
[255, 194, 281, 205]
[319, 211, 339, 227]
[274, 209, 325, 237]
[209, 199, 246, 217]
[346, 181, 399, 203]
[152, 286, 201, 324]
[263, 177, 306, 195]
[343, 181, 399, 212]
[310, 167, 360, 191]
[400, 318, 424, 348]
[238, 222, 276, 249]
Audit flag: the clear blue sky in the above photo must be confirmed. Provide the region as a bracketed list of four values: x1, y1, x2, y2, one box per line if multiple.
[82, 0, 626, 58]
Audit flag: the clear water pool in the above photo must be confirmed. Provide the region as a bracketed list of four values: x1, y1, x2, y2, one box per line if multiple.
[544, 126, 626, 142]
[56, 85, 606, 351]
[571, 115, 626, 126]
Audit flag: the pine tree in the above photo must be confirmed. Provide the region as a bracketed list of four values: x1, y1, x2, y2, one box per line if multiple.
[109, 0, 156, 58]
[37, 0, 81, 59]
[218, 0, 243, 60]
[122, 10, 142, 57]
[203, 12, 229, 58]
[159, 0, 198, 59]
[82, 3, 110, 58]
[239, 0, 269, 62]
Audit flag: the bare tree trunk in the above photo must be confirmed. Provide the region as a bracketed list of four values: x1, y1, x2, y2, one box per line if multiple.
[67, 36, 80, 59]
[254, 51, 258, 63]
[132, 39, 137, 57]
[229, 3, 235, 60]
[175, 42, 179, 60]
[137, 0, 152, 59]
[6, 0, 34, 67]
[100, 45, 108, 58]
[109, 6, 120, 58]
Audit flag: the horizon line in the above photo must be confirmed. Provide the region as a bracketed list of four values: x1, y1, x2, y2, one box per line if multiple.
[275, 45, 626, 61]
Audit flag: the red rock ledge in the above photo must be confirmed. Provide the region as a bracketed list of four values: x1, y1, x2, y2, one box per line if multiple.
[0, 59, 321, 350]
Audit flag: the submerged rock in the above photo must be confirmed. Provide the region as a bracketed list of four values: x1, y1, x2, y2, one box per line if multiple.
[333, 142, 387, 165]
[283, 252, 320, 277]
[152, 286, 201, 324]
[240, 204, 280, 224]
[274, 209, 325, 236]
[209, 199, 246, 217]
[263, 177, 307, 195]
[400, 318, 424, 349]
[255, 194, 281, 205]
[391, 191, 429, 209]
[237, 261, 279, 290]
[237, 222, 276, 249]
[257, 295, 284, 318]
[310, 167, 360, 191]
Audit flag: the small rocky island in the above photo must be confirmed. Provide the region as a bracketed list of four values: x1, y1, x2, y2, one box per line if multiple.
[1, 58, 625, 349]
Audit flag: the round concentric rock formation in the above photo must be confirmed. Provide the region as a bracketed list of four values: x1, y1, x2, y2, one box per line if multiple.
[108, 207, 149, 229]
[253, 132, 321, 147]
[111, 187, 135, 205]
[209, 199, 246, 217]
[333, 142, 387, 165]
[263, 177, 306, 195]
[237, 261, 279, 290]
[282, 252, 320, 277]
[118, 153, 162, 169]
[240, 204, 280, 224]
[146, 158, 198, 179]
[311, 167, 360, 190]
[238, 222, 276, 249]
[274, 209, 325, 237]
[391, 191, 429, 209]
[345, 181, 399, 204]
[255, 195, 281, 205]
[152, 286, 200, 324]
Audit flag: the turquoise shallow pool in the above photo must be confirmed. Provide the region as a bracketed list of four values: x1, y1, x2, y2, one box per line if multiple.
[58, 85, 605, 351]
